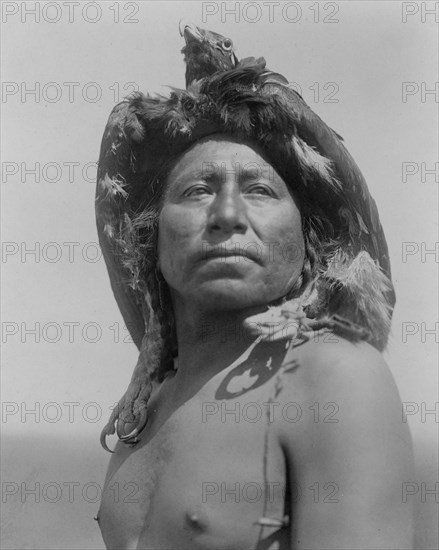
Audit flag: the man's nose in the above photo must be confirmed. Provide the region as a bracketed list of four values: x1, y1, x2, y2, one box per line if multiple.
[207, 188, 248, 234]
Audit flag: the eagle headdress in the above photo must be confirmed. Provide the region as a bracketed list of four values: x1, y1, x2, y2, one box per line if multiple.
[96, 23, 395, 451]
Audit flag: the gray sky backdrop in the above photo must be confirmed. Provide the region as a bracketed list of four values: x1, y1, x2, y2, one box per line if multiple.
[1, 1, 438, 549]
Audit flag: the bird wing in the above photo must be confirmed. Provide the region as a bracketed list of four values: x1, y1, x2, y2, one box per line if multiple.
[95, 101, 147, 350]
[259, 70, 391, 279]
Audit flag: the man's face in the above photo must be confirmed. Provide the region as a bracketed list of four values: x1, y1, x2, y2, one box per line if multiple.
[157, 136, 305, 312]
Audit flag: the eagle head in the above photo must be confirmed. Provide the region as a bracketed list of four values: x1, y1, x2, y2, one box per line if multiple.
[179, 20, 238, 85]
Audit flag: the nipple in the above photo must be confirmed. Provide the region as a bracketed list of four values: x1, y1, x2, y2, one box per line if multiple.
[185, 509, 209, 531]
[255, 515, 289, 528]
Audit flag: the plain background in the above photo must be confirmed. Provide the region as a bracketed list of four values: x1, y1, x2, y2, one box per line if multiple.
[1, 1, 438, 548]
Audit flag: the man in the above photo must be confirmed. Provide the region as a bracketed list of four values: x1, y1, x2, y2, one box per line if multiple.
[95, 66, 414, 549]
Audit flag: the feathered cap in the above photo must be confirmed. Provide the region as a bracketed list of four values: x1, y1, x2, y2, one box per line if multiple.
[96, 63, 395, 447]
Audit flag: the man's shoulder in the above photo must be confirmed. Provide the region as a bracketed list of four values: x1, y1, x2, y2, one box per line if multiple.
[273, 334, 414, 505]
[284, 333, 392, 394]
[272, 334, 404, 439]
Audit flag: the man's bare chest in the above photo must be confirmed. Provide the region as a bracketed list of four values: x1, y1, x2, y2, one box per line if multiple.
[98, 388, 289, 549]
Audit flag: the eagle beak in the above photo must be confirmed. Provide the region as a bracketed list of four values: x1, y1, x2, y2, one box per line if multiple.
[179, 19, 203, 44]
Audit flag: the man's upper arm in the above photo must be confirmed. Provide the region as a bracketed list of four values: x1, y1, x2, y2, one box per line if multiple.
[278, 339, 414, 550]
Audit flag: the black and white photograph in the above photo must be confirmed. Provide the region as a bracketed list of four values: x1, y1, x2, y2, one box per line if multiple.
[1, 1, 438, 549]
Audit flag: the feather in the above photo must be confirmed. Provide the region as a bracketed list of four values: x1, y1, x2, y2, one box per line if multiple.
[317, 250, 393, 349]
[291, 136, 342, 191]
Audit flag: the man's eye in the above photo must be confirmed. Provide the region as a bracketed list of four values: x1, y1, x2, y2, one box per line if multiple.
[185, 186, 211, 197]
[246, 186, 273, 196]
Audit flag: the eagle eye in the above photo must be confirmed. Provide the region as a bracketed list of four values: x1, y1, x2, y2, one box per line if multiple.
[221, 38, 233, 51]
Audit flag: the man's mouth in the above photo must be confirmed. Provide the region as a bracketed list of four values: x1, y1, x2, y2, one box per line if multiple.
[201, 244, 261, 264]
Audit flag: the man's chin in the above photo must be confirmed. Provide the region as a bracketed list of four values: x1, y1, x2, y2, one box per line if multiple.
[189, 281, 271, 312]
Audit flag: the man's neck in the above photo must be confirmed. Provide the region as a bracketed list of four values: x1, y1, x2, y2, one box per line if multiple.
[171, 299, 266, 390]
